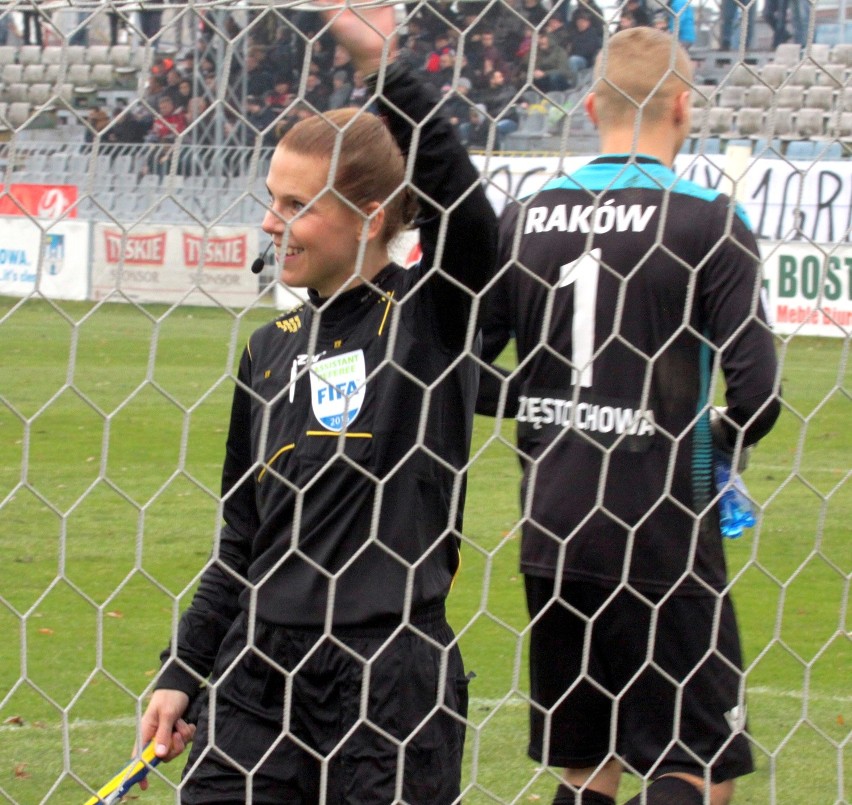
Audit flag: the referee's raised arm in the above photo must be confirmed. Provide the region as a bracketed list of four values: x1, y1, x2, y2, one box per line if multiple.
[372, 62, 498, 296]
[325, 1, 497, 349]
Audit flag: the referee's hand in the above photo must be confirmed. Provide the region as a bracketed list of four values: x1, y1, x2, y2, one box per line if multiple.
[320, 1, 398, 77]
[137, 689, 194, 788]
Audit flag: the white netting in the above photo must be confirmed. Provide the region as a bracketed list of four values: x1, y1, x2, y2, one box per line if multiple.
[0, 0, 850, 802]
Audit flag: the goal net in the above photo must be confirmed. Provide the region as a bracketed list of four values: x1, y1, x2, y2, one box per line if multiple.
[0, 0, 849, 802]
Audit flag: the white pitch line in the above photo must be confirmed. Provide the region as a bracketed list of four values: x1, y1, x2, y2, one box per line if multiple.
[467, 686, 852, 710]
[746, 685, 852, 704]
[1, 686, 849, 735]
[0, 716, 138, 735]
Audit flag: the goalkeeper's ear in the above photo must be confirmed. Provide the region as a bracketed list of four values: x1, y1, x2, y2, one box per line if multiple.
[583, 92, 599, 129]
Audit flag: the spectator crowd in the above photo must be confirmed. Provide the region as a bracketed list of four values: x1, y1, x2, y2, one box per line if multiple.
[87, 0, 605, 164]
[80, 0, 789, 164]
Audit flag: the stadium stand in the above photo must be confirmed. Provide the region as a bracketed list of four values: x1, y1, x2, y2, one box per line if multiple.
[776, 84, 805, 110]
[794, 107, 827, 139]
[40, 45, 66, 66]
[691, 84, 717, 106]
[707, 105, 735, 135]
[27, 82, 53, 107]
[4, 100, 32, 128]
[0, 6, 848, 224]
[774, 42, 803, 67]
[17, 44, 41, 66]
[820, 62, 847, 87]
[757, 62, 788, 88]
[91, 63, 117, 88]
[503, 105, 550, 150]
[831, 42, 852, 65]
[727, 63, 758, 87]
[109, 44, 132, 67]
[732, 107, 763, 138]
[1, 62, 22, 85]
[21, 63, 43, 83]
[831, 110, 852, 140]
[718, 85, 746, 108]
[2, 82, 26, 103]
[788, 63, 817, 87]
[805, 84, 835, 111]
[86, 44, 111, 65]
[745, 84, 773, 107]
[766, 106, 795, 138]
[66, 63, 93, 87]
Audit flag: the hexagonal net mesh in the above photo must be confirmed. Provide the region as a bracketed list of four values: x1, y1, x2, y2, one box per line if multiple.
[0, 0, 849, 802]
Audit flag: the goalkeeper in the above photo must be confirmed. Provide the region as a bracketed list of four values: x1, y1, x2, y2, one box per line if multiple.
[137, 5, 497, 802]
[477, 26, 779, 805]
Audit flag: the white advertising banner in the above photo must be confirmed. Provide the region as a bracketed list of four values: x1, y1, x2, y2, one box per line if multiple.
[760, 241, 851, 337]
[90, 224, 262, 307]
[471, 155, 852, 247]
[0, 218, 90, 300]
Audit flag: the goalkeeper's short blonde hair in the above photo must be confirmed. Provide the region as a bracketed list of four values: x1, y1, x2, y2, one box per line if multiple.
[593, 27, 694, 130]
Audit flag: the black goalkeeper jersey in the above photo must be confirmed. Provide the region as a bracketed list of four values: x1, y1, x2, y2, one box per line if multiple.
[157, 63, 497, 698]
[480, 155, 779, 595]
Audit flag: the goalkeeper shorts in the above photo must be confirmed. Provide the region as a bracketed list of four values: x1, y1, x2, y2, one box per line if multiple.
[525, 574, 754, 784]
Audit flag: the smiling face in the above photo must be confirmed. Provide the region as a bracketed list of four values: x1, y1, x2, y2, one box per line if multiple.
[262, 147, 372, 298]
[262, 109, 414, 297]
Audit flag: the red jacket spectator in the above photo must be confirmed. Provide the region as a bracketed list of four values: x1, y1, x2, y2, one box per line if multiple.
[149, 95, 188, 143]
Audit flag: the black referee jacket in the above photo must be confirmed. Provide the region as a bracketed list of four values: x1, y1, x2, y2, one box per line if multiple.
[157, 62, 497, 697]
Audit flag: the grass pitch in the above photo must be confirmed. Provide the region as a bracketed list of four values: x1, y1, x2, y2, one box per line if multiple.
[0, 296, 849, 804]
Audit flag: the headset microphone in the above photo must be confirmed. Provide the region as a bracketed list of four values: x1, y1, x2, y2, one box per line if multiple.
[251, 241, 274, 274]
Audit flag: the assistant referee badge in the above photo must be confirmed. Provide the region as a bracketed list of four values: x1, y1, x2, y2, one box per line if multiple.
[309, 349, 367, 432]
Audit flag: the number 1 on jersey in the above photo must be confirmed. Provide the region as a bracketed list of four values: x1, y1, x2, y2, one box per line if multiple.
[558, 248, 601, 388]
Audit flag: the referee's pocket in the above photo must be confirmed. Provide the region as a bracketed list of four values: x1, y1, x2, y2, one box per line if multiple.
[454, 671, 471, 719]
[453, 669, 476, 756]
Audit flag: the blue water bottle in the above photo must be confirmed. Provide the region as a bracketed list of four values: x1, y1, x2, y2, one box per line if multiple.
[714, 453, 756, 538]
